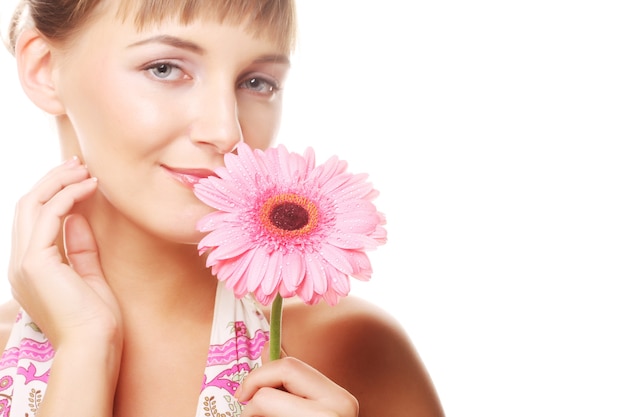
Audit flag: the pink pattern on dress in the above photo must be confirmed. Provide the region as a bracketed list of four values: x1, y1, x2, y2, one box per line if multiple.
[17, 363, 49, 385]
[0, 338, 54, 370]
[0, 313, 52, 415]
[207, 321, 267, 365]
[203, 363, 251, 395]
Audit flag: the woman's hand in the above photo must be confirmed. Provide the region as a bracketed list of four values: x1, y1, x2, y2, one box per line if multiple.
[235, 345, 359, 417]
[8, 157, 122, 348]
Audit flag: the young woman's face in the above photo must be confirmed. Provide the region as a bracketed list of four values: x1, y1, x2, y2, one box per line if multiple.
[51, 4, 290, 244]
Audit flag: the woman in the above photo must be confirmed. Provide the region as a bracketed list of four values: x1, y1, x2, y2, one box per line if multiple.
[0, 1, 444, 416]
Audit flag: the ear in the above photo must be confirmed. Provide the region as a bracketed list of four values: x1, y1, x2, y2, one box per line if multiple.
[15, 28, 65, 115]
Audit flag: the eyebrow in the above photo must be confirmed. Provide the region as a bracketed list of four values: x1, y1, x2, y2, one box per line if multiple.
[127, 35, 291, 66]
[253, 54, 291, 67]
[128, 35, 206, 54]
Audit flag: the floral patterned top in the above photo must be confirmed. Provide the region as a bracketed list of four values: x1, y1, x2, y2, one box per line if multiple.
[0, 282, 269, 417]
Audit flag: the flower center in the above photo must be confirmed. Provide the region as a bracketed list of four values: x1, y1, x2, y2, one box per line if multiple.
[261, 193, 318, 236]
[271, 202, 309, 231]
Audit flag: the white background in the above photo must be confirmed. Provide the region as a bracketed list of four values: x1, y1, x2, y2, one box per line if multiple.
[1, 1, 625, 416]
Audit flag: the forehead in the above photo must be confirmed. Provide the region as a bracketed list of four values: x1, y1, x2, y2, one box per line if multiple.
[113, 0, 296, 53]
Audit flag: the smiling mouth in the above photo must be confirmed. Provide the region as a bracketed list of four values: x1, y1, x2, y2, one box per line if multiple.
[163, 166, 216, 188]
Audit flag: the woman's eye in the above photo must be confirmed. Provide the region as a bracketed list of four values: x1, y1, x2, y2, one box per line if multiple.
[240, 77, 278, 95]
[145, 62, 187, 81]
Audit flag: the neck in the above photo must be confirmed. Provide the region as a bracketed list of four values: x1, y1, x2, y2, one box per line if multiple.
[57, 115, 80, 160]
[75, 194, 218, 325]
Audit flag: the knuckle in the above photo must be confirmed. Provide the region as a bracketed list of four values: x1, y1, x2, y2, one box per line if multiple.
[319, 394, 359, 417]
[280, 355, 299, 366]
[250, 386, 275, 404]
[12, 254, 39, 285]
[15, 194, 33, 213]
[340, 393, 359, 416]
[7, 266, 19, 285]
[275, 356, 305, 380]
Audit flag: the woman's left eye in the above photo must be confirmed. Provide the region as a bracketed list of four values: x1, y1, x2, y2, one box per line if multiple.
[144, 62, 188, 81]
[239, 76, 279, 95]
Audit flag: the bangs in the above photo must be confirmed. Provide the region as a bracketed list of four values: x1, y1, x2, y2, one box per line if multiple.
[116, 0, 297, 53]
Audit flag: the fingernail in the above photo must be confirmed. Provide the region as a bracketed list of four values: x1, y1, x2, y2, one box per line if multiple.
[234, 385, 248, 404]
[65, 156, 80, 166]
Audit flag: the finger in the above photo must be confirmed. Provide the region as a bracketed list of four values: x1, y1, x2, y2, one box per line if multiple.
[64, 213, 119, 316]
[64, 213, 104, 281]
[10, 177, 99, 295]
[238, 361, 359, 417]
[29, 157, 86, 201]
[237, 356, 347, 402]
[11, 161, 91, 258]
[260, 340, 288, 363]
[25, 177, 99, 252]
[240, 386, 325, 417]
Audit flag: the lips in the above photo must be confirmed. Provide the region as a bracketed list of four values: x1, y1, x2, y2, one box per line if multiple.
[163, 165, 216, 188]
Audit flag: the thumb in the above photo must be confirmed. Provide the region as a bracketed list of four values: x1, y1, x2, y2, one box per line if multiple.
[64, 214, 104, 282]
[261, 340, 288, 364]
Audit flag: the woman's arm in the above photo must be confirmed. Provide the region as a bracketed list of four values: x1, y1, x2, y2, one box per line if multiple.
[37, 331, 121, 417]
[8, 161, 123, 417]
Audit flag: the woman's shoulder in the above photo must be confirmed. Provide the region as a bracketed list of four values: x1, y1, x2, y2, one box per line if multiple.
[279, 295, 445, 416]
[0, 298, 20, 350]
[280, 294, 412, 363]
[281, 294, 401, 342]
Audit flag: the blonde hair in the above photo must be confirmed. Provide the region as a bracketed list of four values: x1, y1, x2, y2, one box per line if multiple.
[5, 0, 297, 55]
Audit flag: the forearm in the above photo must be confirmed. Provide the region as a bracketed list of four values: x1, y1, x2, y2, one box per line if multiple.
[36, 337, 122, 417]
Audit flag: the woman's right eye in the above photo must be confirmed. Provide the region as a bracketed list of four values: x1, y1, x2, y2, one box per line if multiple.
[144, 61, 189, 81]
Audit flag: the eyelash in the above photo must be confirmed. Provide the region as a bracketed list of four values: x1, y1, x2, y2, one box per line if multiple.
[143, 61, 188, 81]
[239, 75, 281, 96]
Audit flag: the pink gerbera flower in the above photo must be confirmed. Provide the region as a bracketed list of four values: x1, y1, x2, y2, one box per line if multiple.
[194, 143, 386, 306]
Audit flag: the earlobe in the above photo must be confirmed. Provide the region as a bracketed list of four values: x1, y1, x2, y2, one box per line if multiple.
[15, 29, 65, 115]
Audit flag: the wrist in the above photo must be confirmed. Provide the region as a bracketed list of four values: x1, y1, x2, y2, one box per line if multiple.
[54, 330, 123, 374]
[37, 334, 122, 417]
[47, 309, 123, 352]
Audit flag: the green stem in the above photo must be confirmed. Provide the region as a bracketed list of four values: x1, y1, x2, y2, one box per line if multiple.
[269, 294, 283, 361]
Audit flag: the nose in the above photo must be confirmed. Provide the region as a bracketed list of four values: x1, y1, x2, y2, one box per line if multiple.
[189, 84, 243, 154]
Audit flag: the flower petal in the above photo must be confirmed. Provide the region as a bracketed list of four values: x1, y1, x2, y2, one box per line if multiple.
[281, 250, 306, 292]
[196, 211, 233, 233]
[326, 231, 380, 250]
[296, 263, 315, 303]
[245, 247, 271, 293]
[328, 268, 351, 297]
[304, 253, 328, 295]
[227, 143, 266, 194]
[322, 289, 340, 306]
[311, 155, 347, 185]
[215, 249, 253, 280]
[335, 211, 380, 234]
[319, 244, 353, 275]
[324, 174, 374, 202]
[261, 251, 283, 296]
[345, 250, 373, 280]
[204, 231, 255, 263]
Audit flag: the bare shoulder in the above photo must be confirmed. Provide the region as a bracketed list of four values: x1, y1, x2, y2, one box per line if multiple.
[0, 298, 20, 350]
[278, 296, 445, 417]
